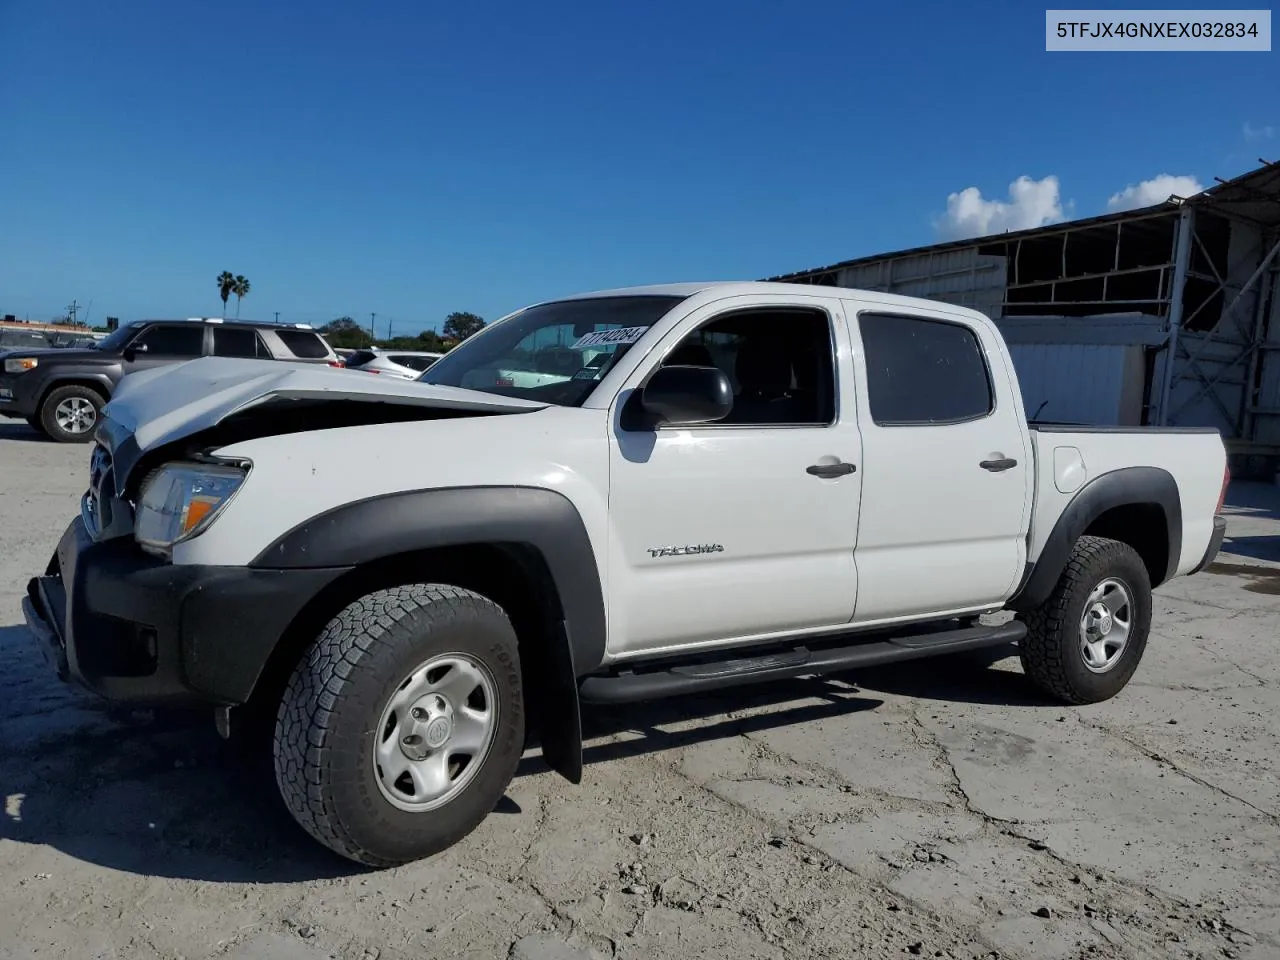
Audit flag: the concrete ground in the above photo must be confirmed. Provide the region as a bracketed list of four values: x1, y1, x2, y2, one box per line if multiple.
[1, 419, 1277, 960]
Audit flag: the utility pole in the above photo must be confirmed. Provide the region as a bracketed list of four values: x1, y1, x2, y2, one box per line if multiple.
[65, 299, 79, 326]
[386, 317, 393, 340]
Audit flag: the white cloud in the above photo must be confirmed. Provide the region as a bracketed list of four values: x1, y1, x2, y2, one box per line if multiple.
[1243, 121, 1275, 142]
[934, 175, 1066, 240]
[1106, 174, 1205, 212]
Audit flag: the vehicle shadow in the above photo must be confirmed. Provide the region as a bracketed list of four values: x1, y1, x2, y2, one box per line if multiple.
[1219, 535, 1280, 565]
[0, 422, 49, 443]
[0, 622, 1024, 885]
[1224, 480, 1280, 521]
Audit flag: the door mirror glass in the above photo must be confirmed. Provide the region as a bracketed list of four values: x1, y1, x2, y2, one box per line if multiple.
[641, 365, 733, 425]
[122, 342, 149, 362]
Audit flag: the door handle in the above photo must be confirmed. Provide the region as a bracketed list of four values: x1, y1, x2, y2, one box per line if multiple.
[979, 458, 1018, 472]
[806, 461, 857, 478]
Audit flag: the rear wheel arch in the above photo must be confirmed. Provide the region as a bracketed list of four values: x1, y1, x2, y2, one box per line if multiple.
[1010, 466, 1181, 612]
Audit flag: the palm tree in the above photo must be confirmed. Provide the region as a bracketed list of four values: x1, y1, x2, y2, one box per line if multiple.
[217, 271, 236, 317]
[233, 275, 251, 318]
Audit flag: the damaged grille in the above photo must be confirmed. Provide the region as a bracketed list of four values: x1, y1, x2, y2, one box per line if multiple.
[82, 442, 116, 539]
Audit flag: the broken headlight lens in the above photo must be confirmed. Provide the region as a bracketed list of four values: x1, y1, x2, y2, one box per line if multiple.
[134, 462, 248, 556]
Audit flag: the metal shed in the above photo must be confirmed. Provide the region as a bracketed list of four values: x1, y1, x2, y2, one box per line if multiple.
[768, 162, 1280, 470]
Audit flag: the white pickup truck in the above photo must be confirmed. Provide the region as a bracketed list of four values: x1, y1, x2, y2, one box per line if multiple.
[22, 281, 1230, 868]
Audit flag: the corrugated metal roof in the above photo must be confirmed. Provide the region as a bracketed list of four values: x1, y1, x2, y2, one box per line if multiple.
[769, 160, 1280, 281]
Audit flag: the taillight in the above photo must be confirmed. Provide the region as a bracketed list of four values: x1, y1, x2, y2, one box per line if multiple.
[1216, 464, 1231, 514]
[365, 368, 381, 374]
[495, 377, 514, 387]
[327, 360, 343, 368]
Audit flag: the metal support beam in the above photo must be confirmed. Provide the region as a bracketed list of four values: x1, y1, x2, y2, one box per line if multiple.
[1167, 232, 1280, 427]
[1157, 206, 1196, 425]
[1241, 251, 1279, 439]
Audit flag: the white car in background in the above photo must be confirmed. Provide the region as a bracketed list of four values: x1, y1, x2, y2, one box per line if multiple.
[343, 348, 443, 380]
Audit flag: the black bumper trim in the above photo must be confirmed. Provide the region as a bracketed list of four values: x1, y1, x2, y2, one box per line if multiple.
[22, 516, 350, 705]
[1190, 515, 1228, 575]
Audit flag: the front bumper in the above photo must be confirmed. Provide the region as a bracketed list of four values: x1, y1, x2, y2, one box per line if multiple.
[22, 515, 349, 705]
[0, 371, 40, 417]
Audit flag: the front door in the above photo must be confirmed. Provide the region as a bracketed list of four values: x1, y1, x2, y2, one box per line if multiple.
[122, 323, 207, 375]
[606, 295, 864, 657]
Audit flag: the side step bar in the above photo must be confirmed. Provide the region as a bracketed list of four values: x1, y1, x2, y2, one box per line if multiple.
[578, 620, 1026, 705]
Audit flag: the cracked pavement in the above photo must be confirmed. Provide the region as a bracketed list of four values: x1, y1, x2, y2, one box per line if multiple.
[1, 423, 1278, 960]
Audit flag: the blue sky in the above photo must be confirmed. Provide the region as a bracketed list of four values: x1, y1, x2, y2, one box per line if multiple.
[1, 0, 1275, 334]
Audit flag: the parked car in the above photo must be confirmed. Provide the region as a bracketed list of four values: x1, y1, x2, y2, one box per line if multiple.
[0, 317, 341, 442]
[343, 348, 444, 379]
[0, 328, 53, 351]
[24, 281, 1229, 868]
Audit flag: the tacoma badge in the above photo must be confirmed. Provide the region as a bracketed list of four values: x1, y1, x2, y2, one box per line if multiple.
[646, 544, 725, 558]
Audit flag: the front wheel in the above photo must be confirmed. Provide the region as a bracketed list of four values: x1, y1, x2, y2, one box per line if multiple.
[273, 584, 525, 867]
[1019, 535, 1152, 705]
[39, 384, 104, 443]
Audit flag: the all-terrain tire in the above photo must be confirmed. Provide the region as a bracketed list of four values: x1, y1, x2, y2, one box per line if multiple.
[1019, 535, 1152, 705]
[273, 584, 525, 868]
[38, 384, 104, 443]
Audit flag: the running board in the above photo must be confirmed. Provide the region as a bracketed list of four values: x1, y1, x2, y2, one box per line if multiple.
[577, 620, 1025, 705]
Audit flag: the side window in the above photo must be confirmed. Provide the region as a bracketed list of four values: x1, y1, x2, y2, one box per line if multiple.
[858, 313, 994, 425]
[213, 328, 267, 358]
[132, 324, 205, 358]
[275, 330, 331, 359]
[661, 307, 835, 426]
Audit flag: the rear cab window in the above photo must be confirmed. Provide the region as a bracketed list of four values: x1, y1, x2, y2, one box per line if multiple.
[856, 312, 994, 425]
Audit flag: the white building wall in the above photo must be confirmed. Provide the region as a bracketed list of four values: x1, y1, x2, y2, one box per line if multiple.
[833, 247, 1007, 318]
[1008, 343, 1142, 425]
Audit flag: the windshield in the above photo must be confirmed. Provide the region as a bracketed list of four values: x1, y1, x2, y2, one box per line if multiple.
[94, 323, 141, 352]
[418, 295, 686, 405]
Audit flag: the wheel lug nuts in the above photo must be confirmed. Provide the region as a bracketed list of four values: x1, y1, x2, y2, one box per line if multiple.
[403, 734, 422, 746]
[411, 707, 426, 719]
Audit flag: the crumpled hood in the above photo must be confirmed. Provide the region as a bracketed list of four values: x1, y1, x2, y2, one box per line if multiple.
[103, 356, 546, 456]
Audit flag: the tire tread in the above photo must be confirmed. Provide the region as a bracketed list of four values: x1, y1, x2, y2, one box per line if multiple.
[1020, 535, 1150, 705]
[274, 583, 503, 867]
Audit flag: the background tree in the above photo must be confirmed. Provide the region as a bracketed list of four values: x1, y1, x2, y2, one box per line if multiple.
[217, 271, 236, 317]
[320, 316, 373, 349]
[233, 275, 251, 317]
[442, 311, 485, 342]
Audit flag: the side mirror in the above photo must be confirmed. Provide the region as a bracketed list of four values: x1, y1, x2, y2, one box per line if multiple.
[641, 365, 733, 425]
[122, 343, 148, 362]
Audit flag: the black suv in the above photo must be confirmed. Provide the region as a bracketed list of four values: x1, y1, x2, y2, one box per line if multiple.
[0, 317, 341, 443]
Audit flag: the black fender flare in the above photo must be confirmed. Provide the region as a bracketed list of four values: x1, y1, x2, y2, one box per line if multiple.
[39, 371, 115, 406]
[250, 485, 604, 783]
[1009, 466, 1181, 611]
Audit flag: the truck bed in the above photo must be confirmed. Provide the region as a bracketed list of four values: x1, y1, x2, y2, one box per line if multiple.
[1027, 424, 1228, 582]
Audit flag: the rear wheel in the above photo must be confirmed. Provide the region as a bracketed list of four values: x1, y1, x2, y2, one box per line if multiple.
[273, 584, 525, 867]
[1019, 535, 1152, 704]
[39, 385, 103, 443]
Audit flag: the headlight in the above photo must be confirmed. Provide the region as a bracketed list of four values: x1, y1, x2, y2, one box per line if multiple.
[134, 461, 248, 556]
[4, 357, 38, 373]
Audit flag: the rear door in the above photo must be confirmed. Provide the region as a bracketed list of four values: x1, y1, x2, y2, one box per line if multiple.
[847, 305, 1032, 622]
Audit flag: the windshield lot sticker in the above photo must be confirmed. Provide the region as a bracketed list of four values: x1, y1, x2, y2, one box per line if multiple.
[571, 326, 648, 349]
